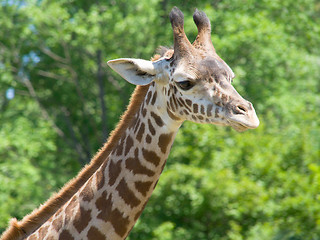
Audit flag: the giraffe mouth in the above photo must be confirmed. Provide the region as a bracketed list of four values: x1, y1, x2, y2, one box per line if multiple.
[227, 114, 260, 132]
[229, 121, 250, 132]
[227, 118, 259, 132]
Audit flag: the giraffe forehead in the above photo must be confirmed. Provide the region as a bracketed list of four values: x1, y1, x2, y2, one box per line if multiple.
[195, 58, 233, 80]
[169, 56, 234, 84]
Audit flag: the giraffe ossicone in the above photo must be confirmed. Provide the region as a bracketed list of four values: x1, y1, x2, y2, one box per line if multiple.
[1, 7, 259, 240]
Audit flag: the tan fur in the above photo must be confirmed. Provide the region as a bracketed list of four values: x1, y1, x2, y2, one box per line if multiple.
[0, 85, 150, 240]
[151, 47, 173, 61]
[151, 54, 161, 62]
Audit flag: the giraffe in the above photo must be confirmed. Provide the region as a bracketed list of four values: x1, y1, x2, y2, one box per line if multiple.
[1, 7, 259, 240]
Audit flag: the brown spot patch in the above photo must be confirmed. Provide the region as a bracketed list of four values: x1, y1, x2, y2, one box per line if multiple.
[151, 112, 164, 127]
[137, 122, 145, 143]
[52, 214, 63, 232]
[80, 177, 94, 202]
[185, 99, 192, 107]
[146, 134, 152, 144]
[87, 226, 105, 240]
[96, 192, 130, 238]
[38, 224, 49, 238]
[108, 159, 122, 186]
[193, 104, 199, 113]
[135, 181, 153, 196]
[146, 91, 152, 105]
[111, 209, 131, 237]
[59, 229, 74, 240]
[167, 88, 171, 97]
[200, 105, 205, 115]
[178, 97, 192, 112]
[142, 108, 147, 117]
[74, 207, 92, 233]
[158, 133, 174, 153]
[221, 93, 228, 102]
[173, 85, 178, 94]
[125, 156, 155, 177]
[207, 104, 213, 117]
[151, 91, 157, 105]
[125, 135, 134, 155]
[176, 97, 184, 108]
[65, 196, 77, 217]
[116, 137, 125, 156]
[95, 191, 110, 220]
[142, 148, 161, 166]
[96, 160, 108, 190]
[148, 119, 156, 135]
[169, 96, 175, 111]
[116, 178, 141, 208]
[215, 108, 219, 118]
[172, 95, 179, 109]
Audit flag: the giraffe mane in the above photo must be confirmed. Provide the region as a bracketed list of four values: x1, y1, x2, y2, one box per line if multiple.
[0, 84, 150, 240]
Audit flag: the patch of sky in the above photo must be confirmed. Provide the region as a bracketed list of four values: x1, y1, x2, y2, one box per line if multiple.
[6, 87, 15, 100]
[1, 0, 27, 8]
[28, 24, 37, 34]
[22, 51, 40, 65]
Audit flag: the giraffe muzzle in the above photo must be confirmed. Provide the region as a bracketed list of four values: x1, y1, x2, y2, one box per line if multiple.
[226, 101, 260, 132]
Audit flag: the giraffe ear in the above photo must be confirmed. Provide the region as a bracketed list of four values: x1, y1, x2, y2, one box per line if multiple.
[107, 58, 156, 86]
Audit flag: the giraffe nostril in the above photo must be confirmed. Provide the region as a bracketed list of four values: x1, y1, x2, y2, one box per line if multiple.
[236, 105, 247, 114]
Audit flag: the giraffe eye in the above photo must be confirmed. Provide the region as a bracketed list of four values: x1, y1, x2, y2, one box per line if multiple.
[176, 80, 194, 91]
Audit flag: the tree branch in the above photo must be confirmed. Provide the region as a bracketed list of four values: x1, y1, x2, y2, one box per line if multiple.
[40, 46, 68, 64]
[62, 41, 71, 63]
[37, 69, 70, 82]
[61, 107, 88, 165]
[55, 61, 93, 158]
[22, 76, 65, 138]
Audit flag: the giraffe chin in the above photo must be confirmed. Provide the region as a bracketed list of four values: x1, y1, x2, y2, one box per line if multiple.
[227, 120, 259, 132]
[230, 123, 250, 132]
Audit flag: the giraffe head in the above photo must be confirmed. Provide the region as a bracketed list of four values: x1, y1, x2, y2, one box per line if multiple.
[108, 7, 259, 132]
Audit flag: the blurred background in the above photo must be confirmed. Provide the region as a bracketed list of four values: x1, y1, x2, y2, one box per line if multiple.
[1, 0, 320, 239]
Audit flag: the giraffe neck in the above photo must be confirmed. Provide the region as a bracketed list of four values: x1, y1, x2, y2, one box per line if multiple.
[27, 83, 183, 240]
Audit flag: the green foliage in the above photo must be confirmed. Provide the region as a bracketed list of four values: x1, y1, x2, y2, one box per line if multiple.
[0, 100, 79, 231]
[1, 0, 320, 239]
[131, 120, 320, 239]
